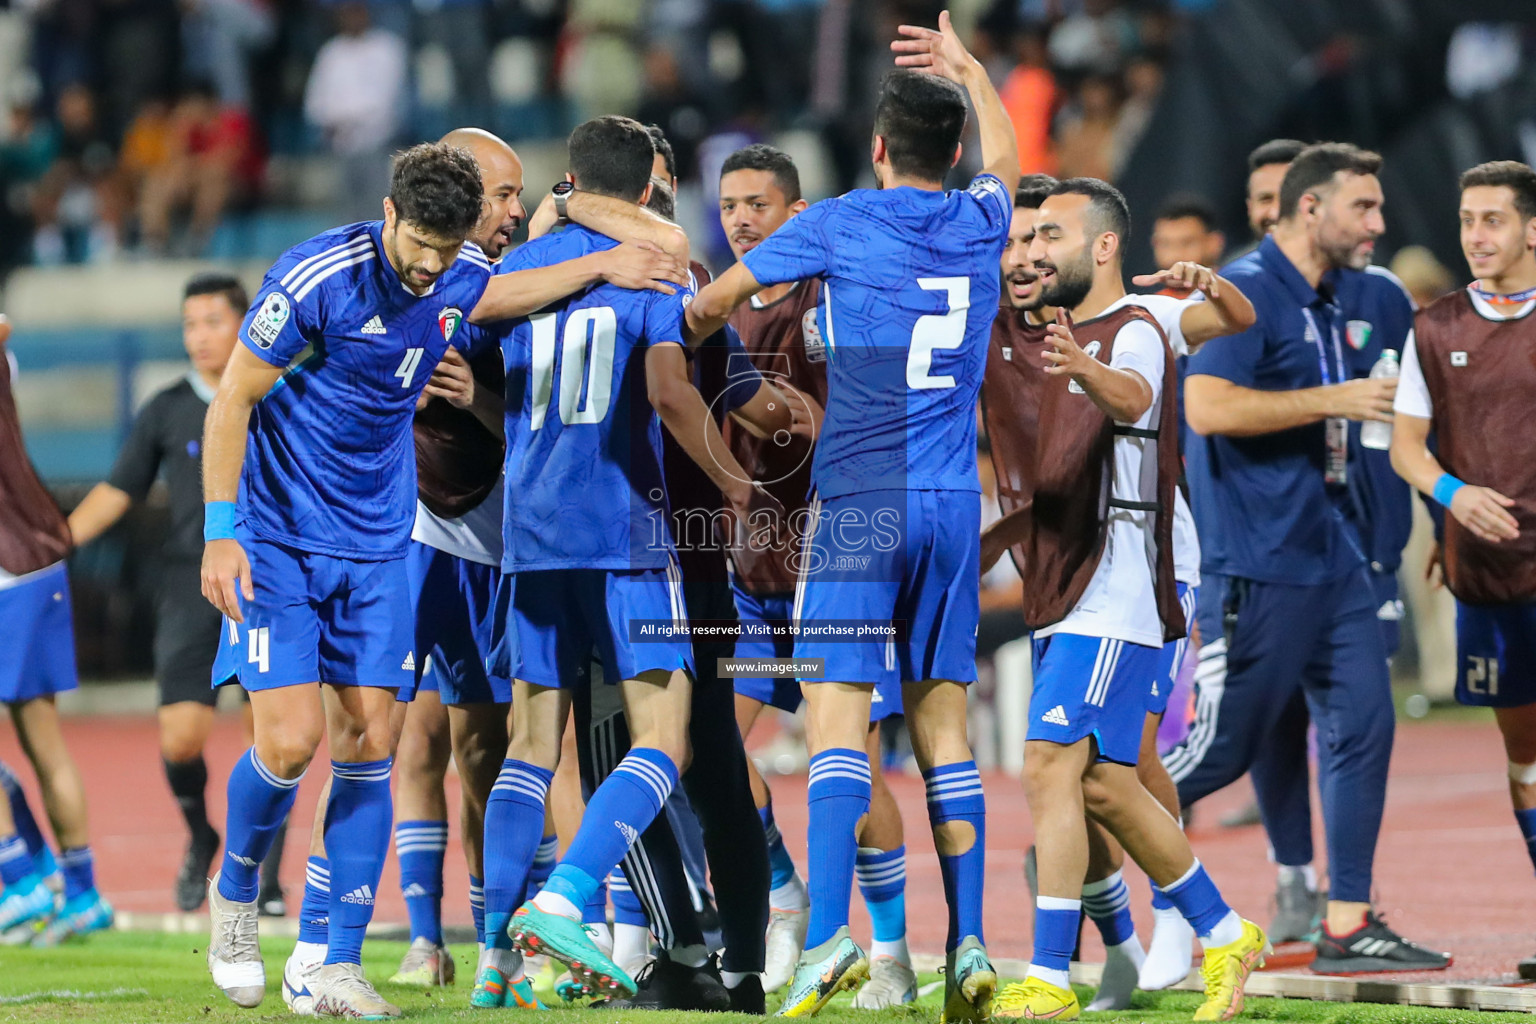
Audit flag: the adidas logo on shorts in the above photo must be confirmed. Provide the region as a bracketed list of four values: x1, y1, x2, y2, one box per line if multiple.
[401, 652, 415, 671]
[1041, 705, 1070, 726]
[339, 885, 375, 905]
[614, 820, 639, 844]
[361, 315, 386, 335]
[1150, 680, 1160, 697]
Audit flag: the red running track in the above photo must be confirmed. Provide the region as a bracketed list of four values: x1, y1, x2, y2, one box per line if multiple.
[1, 714, 1531, 985]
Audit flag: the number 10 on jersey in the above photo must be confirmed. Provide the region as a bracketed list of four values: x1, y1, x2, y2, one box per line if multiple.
[529, 308, 617, 429]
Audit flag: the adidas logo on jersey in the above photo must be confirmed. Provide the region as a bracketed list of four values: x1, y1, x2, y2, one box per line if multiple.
[401, 652, 415, 671]
[401, 883, 429, 899]
[614, 820, 639, 845]
[339, 885, 375, 905]
[361, 315, 386, 335]
[1041, 705, 1070, 726]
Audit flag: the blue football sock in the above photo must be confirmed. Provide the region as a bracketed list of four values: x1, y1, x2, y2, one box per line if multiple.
[0, 833, 32, 886]
[1082, 869, 1136, 947]
[469, 874, 485, 946]
[924, 761, 986, 949]
[298, 856, 330, 945]
[804, 748, 869, 950]
[0, 762, 47, 860]
[58, 846, 95, 901]
[1517, 808, 1536, 875]
[1150, 884, 1174, 911]
[324, 758, 393, 966]
[760, 800, 798, 891]
[583, 878, 609, 925]
[529, 833, 558, 891]
[609, 869, 648, 928]
[1029, 896, 1081, 984]
[395, 819, 447, 945]
[483, 759, 553, 950]
[542, 749, 677, 915]
[855, 845, 906, 943]
[217, 748, 302, 903]
[1163, 859, 1234, 939]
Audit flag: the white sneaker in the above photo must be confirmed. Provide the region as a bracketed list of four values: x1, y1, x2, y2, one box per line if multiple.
[311, 962, 401, 1019]
[207, 874, 265, 1008]
[282, 946, 325, 1015]
[389, 935, 455, 986]
[852, 955, 917, 1008]
[763, 906, 809, 993]
[1139, 905, 1196, 991]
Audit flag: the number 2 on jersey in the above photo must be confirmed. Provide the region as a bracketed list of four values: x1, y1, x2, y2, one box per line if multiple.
[907, 277, 969, 390]
[394, 348, 425, 389]
[529, 308, 617, 429]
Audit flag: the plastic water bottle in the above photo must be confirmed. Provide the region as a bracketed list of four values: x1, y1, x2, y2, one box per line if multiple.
[1360, 349, 1399, 450]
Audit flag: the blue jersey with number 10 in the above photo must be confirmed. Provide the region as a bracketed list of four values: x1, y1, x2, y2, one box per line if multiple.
[236, 221, 492, 560]
[497, 225, 693, 573]
[742, 175, 1010, 498]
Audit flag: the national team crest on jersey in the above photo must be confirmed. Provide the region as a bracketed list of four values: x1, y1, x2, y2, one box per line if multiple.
[250, 293, 291, 349]
[439, 307, 464, 344]
[801, 307, 826, 363]
[1346, 320, 1373, 350]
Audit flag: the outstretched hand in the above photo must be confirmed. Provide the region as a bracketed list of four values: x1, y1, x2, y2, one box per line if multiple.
[1131, 261, 1222, 298]
[1041, 308, 1094, 378]
[891, 10, 978, 84]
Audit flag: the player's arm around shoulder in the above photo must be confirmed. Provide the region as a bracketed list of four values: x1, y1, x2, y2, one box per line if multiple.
[470, 233, 688, 325]
[687, 261, 766, 348]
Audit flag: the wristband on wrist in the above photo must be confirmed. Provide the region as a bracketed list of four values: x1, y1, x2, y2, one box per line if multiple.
[1431, 473, 1466, 509]
[204, 501, 237, 542]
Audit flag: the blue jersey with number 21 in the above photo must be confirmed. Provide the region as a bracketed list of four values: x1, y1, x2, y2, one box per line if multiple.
[742, 175, 1010, 499]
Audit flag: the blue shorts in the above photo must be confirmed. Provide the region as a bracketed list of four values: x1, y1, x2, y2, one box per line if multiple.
[511, 565, 692, 689]
[731, 580, 902, 721]
[212, 536, 414, 691]
[1455, 599, 1536, 708]
[0, 563, 79, 703]
[1029, 633, 1160, 765]
[1368, 567, 1403, 658]
[793, 489, 979, 686]
[398, 542, 511, 705]
[1149, 583, 1198, 716]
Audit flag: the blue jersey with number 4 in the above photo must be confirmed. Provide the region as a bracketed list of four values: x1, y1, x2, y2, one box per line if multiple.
[741, 175, 1010, 498]
[496, 225, 692, 573]
[236, 221, 492, 560]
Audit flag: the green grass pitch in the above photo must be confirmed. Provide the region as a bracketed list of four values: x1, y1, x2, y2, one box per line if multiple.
[0, 932, 1528, 1023]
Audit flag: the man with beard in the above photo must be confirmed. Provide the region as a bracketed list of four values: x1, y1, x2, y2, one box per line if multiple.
[983, 180, 1259, 1019]
[1165, 143, 1450, 973]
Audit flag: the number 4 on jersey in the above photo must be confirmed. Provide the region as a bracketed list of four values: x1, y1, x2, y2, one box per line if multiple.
[394, 347, 425, 389]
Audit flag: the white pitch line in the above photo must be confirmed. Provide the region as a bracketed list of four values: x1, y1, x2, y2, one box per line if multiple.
[0, 987, 149, 1005]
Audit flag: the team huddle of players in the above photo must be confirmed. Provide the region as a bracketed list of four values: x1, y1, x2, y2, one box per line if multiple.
[3, 8, 1529, 1024]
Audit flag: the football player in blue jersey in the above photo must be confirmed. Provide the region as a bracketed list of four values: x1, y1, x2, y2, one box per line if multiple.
[465, 114, 778, 1001]
[686, 13, 1019, 1019]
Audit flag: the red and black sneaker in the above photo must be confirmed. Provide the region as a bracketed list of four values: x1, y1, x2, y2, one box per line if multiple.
[1311, 911, 1451, 974]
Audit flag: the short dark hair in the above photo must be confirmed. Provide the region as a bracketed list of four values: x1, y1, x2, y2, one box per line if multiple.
[389, 143, 483, 239]
[646, 124, 677, 182]
[645, 175, 675, 222]
[1459, 160, 1536, 223]
[1247, 138, 1306, 173]
[1278, 142, 1383, 220]
[1050, 177, 1132, 248]
[872, 69, 968, 183]
[1015, 173, 1059, 210]
[1155, 192, 1219, 232]
[568, 115, 655, 202]
[184, 272, 248, 314]
[720, 143, 802, 203]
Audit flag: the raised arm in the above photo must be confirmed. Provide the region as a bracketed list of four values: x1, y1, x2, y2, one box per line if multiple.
[1185, 373, 1395, 438]
[686, 260, 765, 348]
[470, 244, 690, 324]
[201, 346, 286, 620]
[1130, 263, 1257, 352]
[892, 10, 1020, 188]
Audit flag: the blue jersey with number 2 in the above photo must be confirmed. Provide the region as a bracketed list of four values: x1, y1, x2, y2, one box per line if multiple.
[742, 175, 1010, 498]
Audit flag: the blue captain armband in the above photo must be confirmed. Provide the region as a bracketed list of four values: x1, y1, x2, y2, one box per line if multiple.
[204, 501, 237, 541]
[1431, 474, 1465, 509]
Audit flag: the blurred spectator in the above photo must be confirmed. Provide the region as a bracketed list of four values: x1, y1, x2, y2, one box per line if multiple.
[138, 82, 263, 256]
[1111, 55, 1162, 176]
[180, 0, 277, 109]
[413, 0, 490, 118]
[1054, 72, 1121, 181]
[117, 96, 177, 204]
[1445, 22, 1524, 101]
[0, 96, 57, 274]
[1150, 193, 1225, 277]
[303, 1, 406, 223]
[1389, 245, 1456, 309]
[636, 46, 710, 184]
[999, 27, 1058, 176]
[1048, 0, 1139, 76]
[30, 84, 122, 264]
